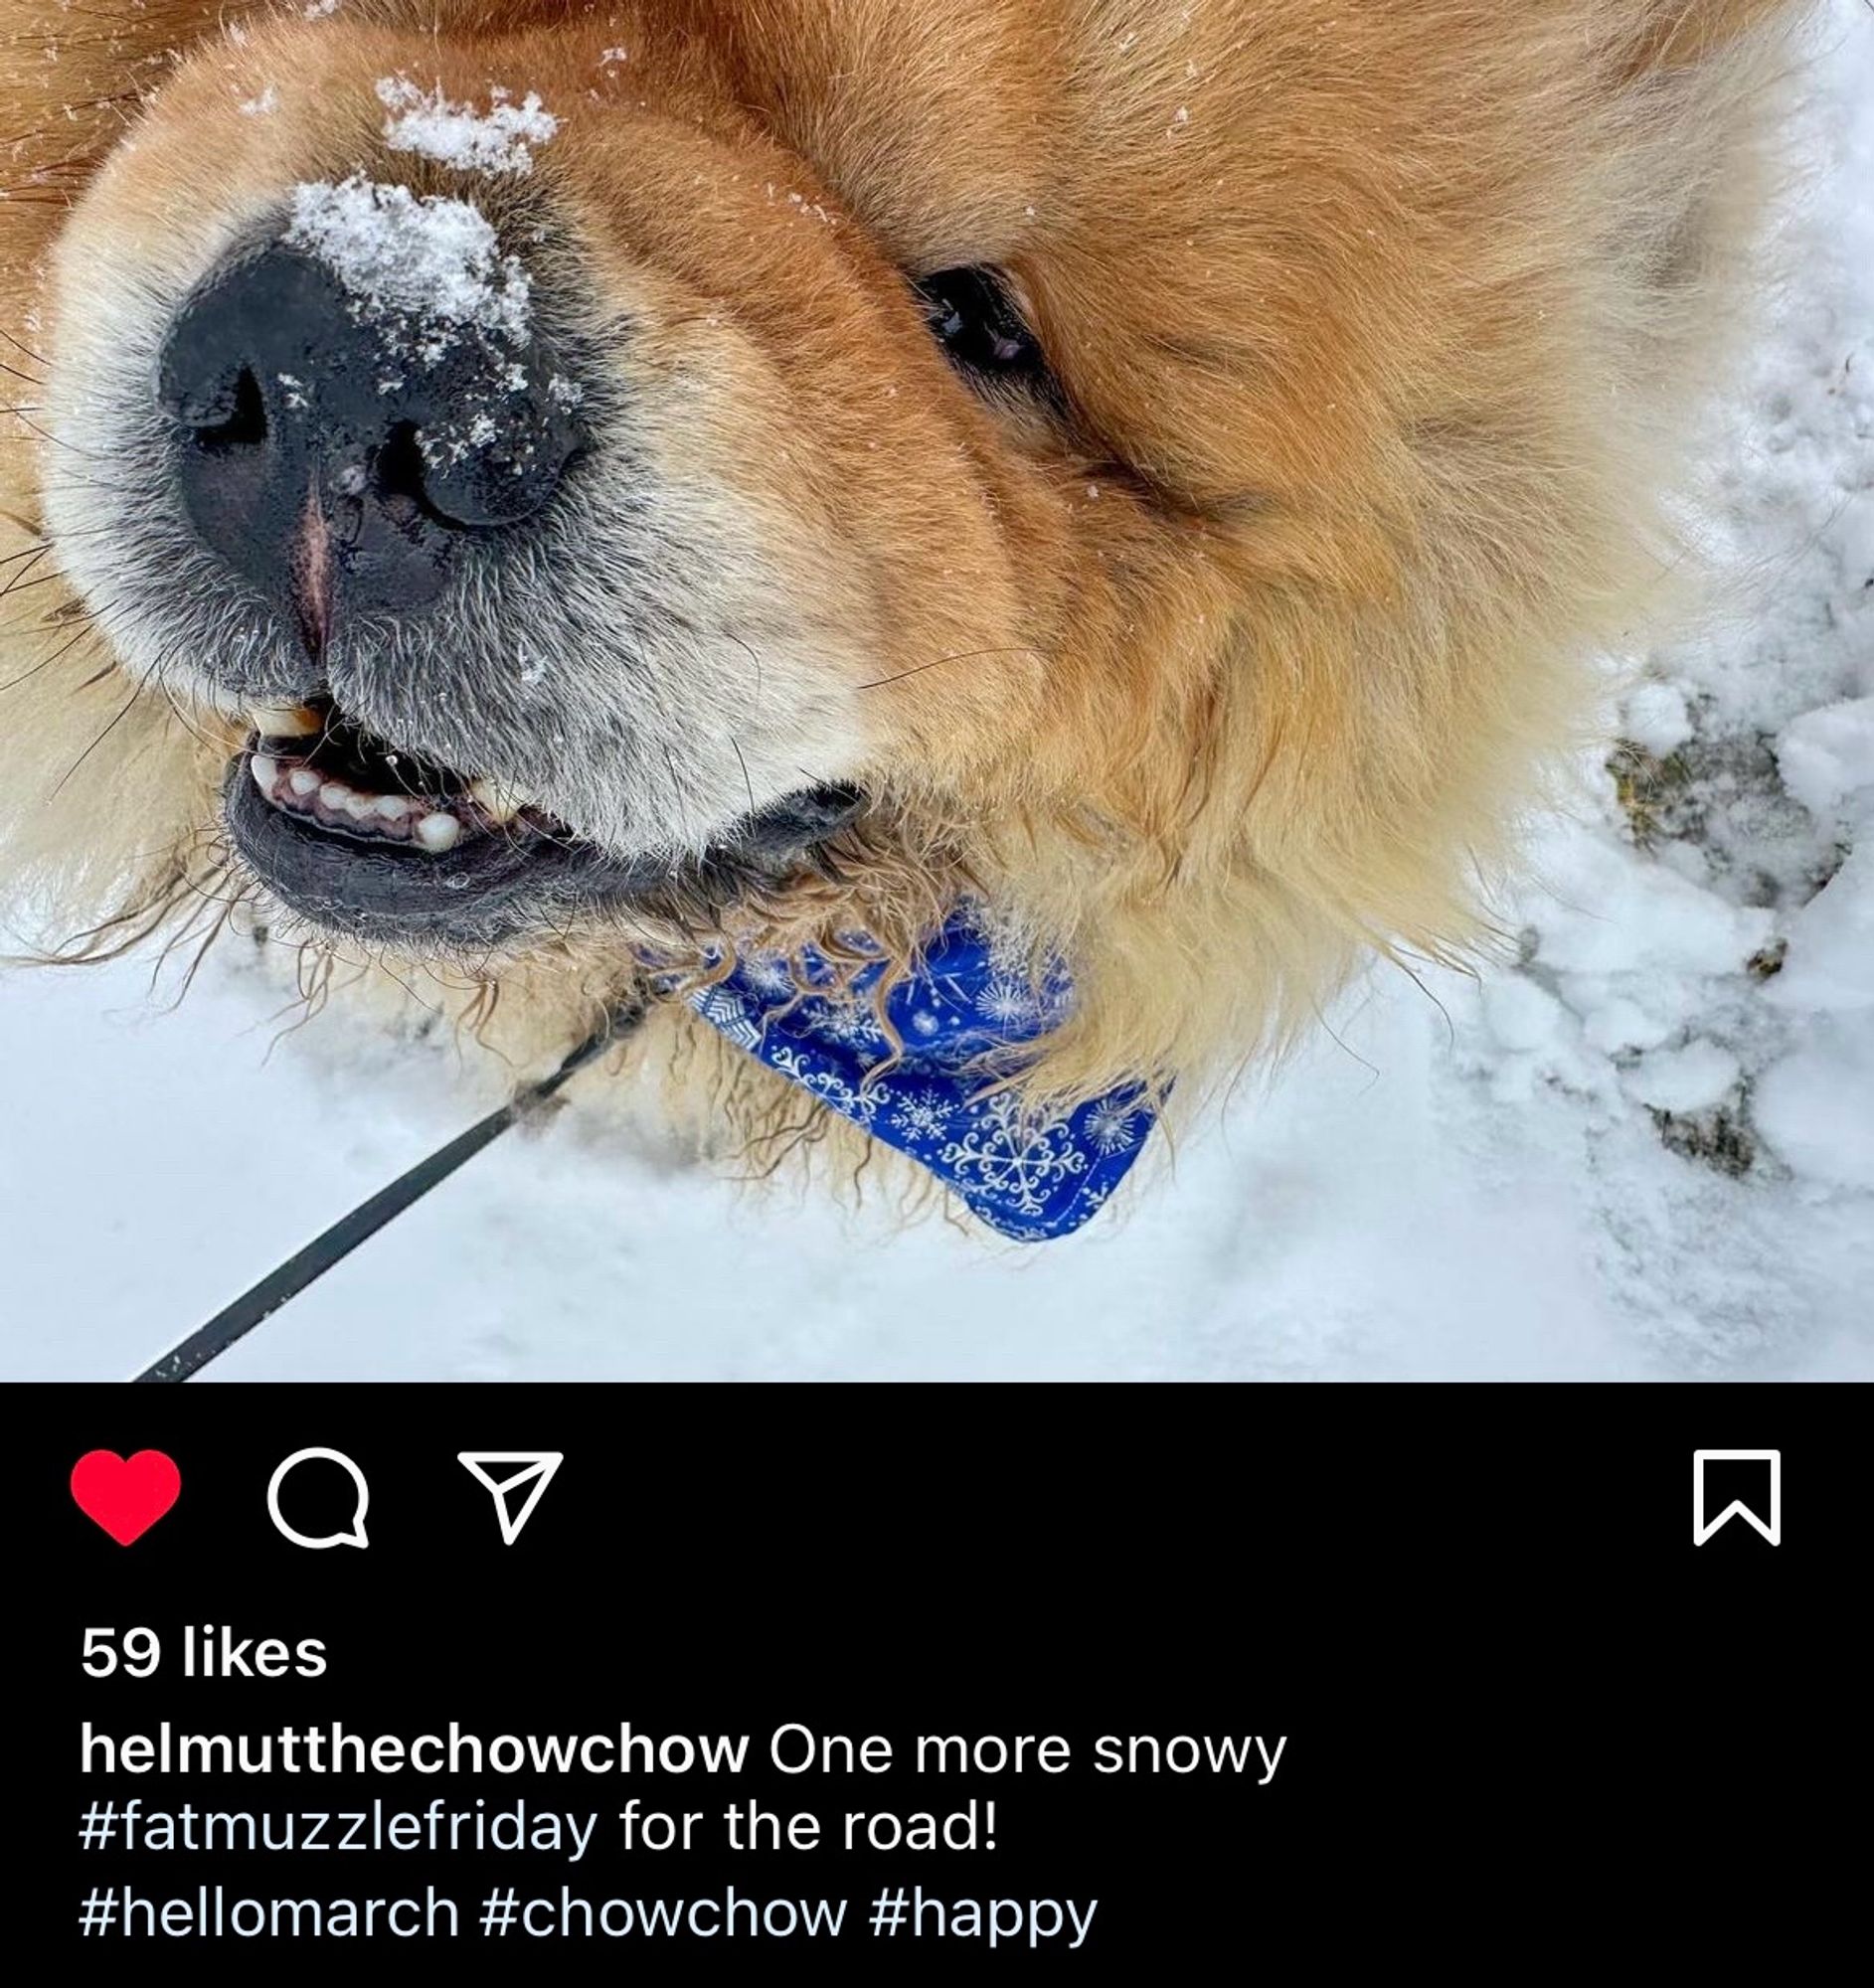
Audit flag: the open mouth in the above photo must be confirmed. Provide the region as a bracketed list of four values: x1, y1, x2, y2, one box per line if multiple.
[245, 703, 555, 852]
[223, 698, 863, 947]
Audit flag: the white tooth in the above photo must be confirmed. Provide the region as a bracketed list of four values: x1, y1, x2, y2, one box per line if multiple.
[373, 794, 412, 821]
[288, 768, 321, 797]
[250, 703, 320, 738]
[344, 791, 376, 821]
[416, 811, 462, 853]
[250, 753, 279, 793]
[470, 777, 527, 824]
[319, 781, 350, 812]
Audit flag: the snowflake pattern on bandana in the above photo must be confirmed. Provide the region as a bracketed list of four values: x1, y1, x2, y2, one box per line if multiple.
[681, 910, 1157, 1240]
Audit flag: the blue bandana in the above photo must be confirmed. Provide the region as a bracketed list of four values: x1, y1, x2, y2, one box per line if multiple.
[682, 910, 1157, 1240]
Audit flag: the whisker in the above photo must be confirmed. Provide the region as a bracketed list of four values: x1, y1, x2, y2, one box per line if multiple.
[0, 325, 49, 368]
[856, 643, 1047, 691]
[0, 569, 60, 604]
[726, 630, 766, 707]
[52, 683, 142, 796]
[3, 409, 122, 461]
[44, 588, 115, 629]
[730, 734, 757, 819]
[154, 895, 241, 1013]
[0, 619, 99, 694]
[0, 546, 49, 599]
[161, 688, 229, 753]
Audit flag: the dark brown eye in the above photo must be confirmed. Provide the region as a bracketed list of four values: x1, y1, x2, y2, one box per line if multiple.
[914, 266, 1052, 391]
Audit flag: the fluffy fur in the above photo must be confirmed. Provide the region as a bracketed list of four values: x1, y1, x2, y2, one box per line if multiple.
[0, 0, 1806, 1202]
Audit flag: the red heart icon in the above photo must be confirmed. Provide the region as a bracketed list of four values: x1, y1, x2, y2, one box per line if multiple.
[71, 1450, 182, 1546]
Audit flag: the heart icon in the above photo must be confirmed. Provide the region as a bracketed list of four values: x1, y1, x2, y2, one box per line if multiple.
[71, 1450, 182, 1546]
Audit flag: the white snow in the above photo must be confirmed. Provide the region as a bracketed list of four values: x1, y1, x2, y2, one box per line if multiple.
[376, 76, 558, 178]
[1621, 681, 1694, 756]
[284, 177, 531, 346]
[1764, 844, 1874, 1012]
[1620, 1039, 1743, 1115]
[0, 2, 1869, 1382]
[1776, 697, 1874, 816]
[1754, 1023, 1874, 1190]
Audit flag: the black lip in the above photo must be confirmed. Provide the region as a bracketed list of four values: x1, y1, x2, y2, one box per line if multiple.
[223, 757, 864, 949]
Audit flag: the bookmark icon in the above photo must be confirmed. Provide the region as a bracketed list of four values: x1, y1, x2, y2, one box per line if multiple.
[457, 1452, 564, 1545]
[1692, 1449, 1781, 1547]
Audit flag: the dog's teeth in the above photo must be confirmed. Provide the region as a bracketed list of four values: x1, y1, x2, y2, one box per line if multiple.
[250, 752, 279, 793]
[470, 777, 526, 824]
[288, 767, 321, 797]
[416, 811, 462, 853]
[343, 791, 376, 821]
[318, 781, 350, 811]
[373, 794, 412, 821]
[250, 702, 320, 738]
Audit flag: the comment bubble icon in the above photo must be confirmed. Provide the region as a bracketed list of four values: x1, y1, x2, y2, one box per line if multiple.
[267, 1447, 371, 1551]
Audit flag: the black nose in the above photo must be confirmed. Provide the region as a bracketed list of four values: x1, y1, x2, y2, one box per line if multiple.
[158, 242, 581, 640]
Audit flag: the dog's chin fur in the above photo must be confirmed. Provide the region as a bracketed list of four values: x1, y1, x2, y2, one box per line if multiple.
[0, 0, 1809, 1210]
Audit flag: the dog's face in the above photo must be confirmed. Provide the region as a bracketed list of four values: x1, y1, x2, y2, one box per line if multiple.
[5, 0, 1787, 1079]
[34, 0, 1245, 951]
[37, 3, 1098, 946]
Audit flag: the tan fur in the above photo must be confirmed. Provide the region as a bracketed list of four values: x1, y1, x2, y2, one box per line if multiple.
[0, 0, 1807, 1203]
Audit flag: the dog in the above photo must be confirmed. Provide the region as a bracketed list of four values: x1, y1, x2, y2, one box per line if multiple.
[0, 0, 1803, 1235]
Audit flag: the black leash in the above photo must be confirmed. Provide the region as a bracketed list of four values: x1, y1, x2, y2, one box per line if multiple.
[131, 1003, 644, 1384]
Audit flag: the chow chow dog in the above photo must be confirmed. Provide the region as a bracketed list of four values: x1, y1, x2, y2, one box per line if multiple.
[0, 0, 1803, 1232]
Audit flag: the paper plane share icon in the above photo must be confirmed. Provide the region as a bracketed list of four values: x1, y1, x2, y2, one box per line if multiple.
[457, 1452, 564, 1545]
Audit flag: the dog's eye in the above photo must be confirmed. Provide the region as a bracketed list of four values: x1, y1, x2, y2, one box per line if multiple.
[915, 266, 1050, 389]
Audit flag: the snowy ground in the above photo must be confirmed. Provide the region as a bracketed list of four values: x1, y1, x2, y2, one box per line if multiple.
[3, 4, 1869, 1383]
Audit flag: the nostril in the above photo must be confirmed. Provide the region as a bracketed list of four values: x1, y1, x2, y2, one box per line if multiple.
[370, 419, 472, 531]
[191, 366, 268, 452]
[372, 420, 428, 514]
[369, 418, 551, 533]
